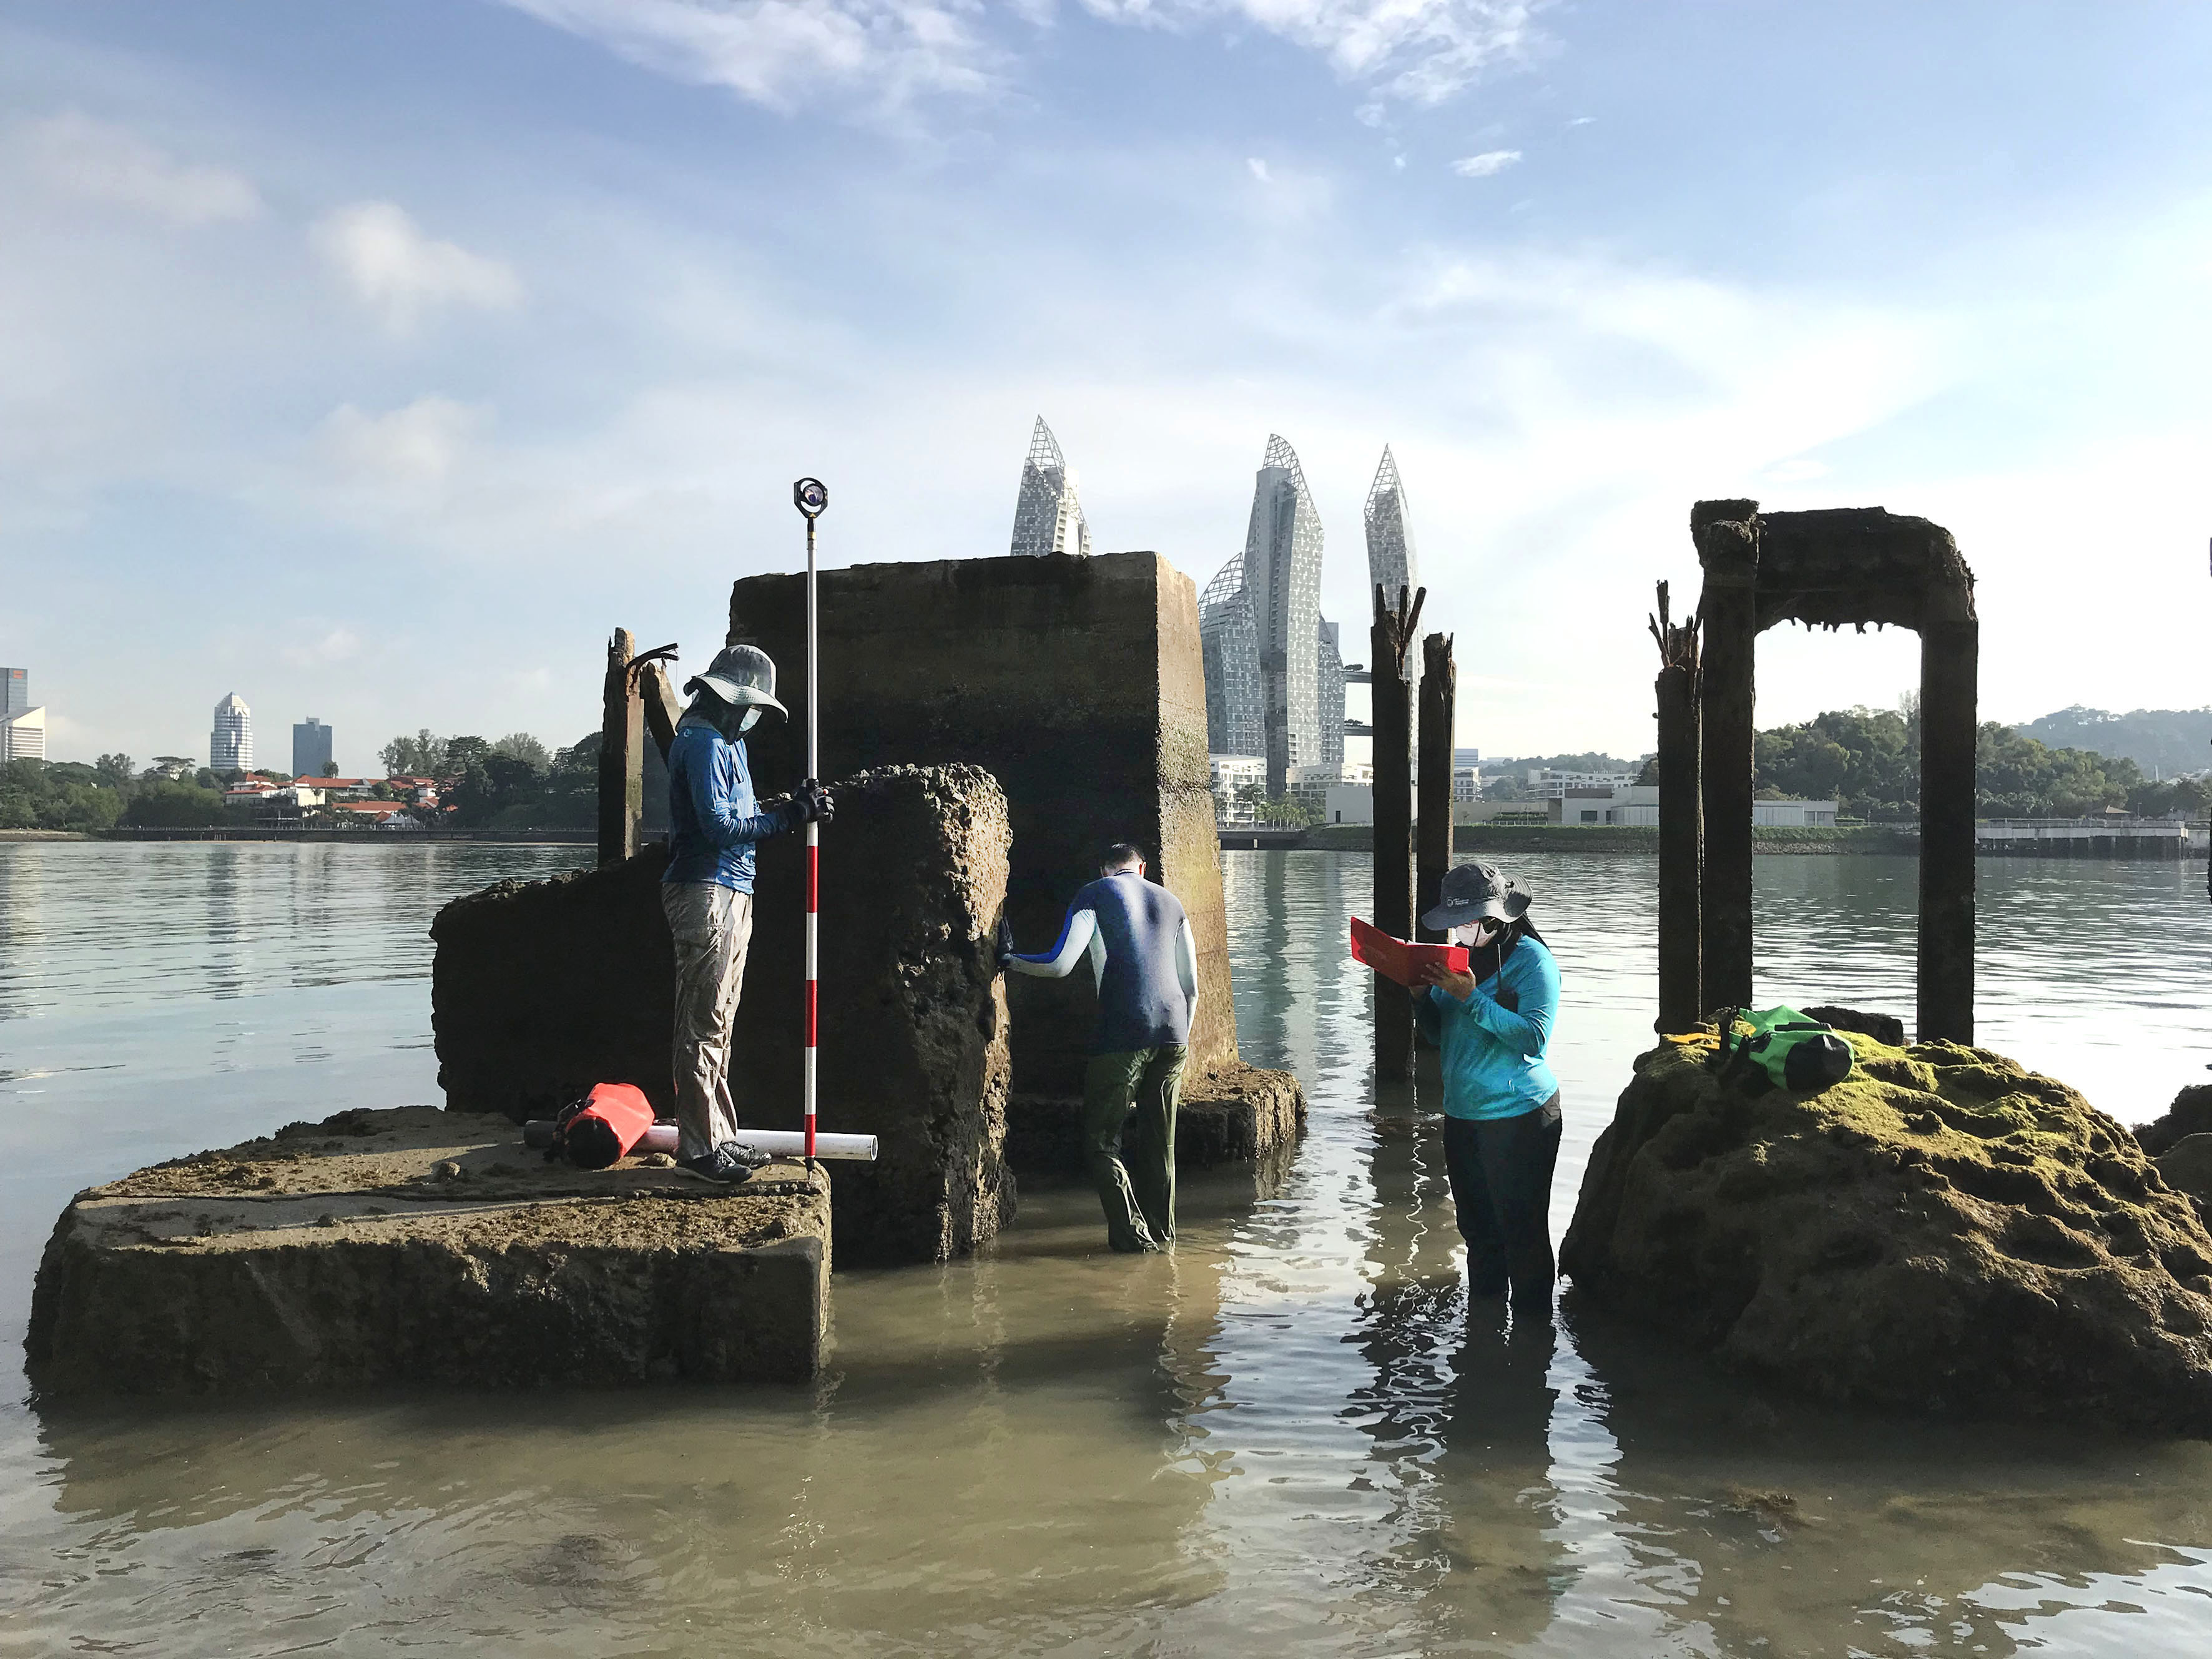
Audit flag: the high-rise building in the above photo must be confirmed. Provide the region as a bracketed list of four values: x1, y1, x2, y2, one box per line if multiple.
[1, 705, 45, 763]
[2, 667, 27, 719]
[1199, 555, 1264, 761]
[211, 692, 252, 774]
[1242, 435, 1324, 797]
[1364, 446, 1420, 608]
[293, 716, 334, 779]
[1008, 416, 1092, 558]
[1316, 618, 1345, 774]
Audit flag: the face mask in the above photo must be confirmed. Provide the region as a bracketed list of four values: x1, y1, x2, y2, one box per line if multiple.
[1453, 919, 1503, 948]
[736, 707, 760, 734]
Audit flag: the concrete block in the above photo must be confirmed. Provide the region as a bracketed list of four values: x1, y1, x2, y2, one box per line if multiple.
[1004, 1060, 1305, 1179]
[430, 764, 1013, 1268]
[24, 1107, 828, 1395]
[725, 551, 1235, 1097]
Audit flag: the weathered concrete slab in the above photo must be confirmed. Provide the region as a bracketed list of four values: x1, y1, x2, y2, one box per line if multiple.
[432, 764, 1013, 1268]
[724, 551, 1234, 1096]
[26, 1107, 828, 1396]
[1005, 1061, 1306, 1179]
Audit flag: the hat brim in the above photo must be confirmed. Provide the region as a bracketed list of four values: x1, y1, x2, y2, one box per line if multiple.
[1420, 887, 1531, 932]
[685, 674, 788, 720]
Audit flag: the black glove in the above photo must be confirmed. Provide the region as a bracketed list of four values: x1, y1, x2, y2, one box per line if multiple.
[790, 778, 835, 826]
[995, 915, 1015, 970]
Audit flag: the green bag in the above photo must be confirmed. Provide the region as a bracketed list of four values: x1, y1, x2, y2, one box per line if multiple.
[1714, 1005, 1856, 1095]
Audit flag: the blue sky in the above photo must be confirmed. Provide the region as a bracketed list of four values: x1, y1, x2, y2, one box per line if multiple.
[4, 0, 2209, 769]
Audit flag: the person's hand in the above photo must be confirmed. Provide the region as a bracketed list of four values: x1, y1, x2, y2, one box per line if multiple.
[1418, 958, 1477, 1000]
[792, 779, 835, 825]
[995, 915, 1015, 972]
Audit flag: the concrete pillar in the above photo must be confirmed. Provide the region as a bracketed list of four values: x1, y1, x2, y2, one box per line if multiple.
[1693, 507, 1759, 1013]
[1372, 585, 1421, 1081]
[599, 629, 643, 867]
[1651, 583, 1703, 1033]
[1917, 617, 1977, 1043]
[1415, 633, 1456, 945]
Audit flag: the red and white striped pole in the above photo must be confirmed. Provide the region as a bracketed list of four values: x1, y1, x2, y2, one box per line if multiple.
[794, 478, 828, 1163]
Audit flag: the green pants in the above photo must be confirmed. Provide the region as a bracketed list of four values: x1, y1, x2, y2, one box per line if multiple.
[1083, 1045, 1187, 1253]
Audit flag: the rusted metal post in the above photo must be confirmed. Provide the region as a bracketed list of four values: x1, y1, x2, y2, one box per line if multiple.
[1372, 583, 1423, 1081]
[1416, 632, 1456, 944]
[598, 628, 642, 867]
[1650, 583, 1703, 1033]
[1694, 504, 1759, 1013]
[1917, 615, 1978, 1042]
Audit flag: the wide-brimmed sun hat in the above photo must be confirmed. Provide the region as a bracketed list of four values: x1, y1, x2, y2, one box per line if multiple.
[684, 644, 788, 721]
[1421, 860, 1533, 933]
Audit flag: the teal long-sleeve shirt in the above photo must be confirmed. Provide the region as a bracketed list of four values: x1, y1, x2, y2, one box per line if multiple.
[1414, 935, 1561, 1120]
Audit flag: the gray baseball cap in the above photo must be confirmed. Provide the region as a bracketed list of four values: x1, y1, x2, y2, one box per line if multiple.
[1421, 860, 1532, 932]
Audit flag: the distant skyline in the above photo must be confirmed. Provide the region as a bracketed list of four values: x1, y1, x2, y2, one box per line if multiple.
[4, 2, 2211, 766]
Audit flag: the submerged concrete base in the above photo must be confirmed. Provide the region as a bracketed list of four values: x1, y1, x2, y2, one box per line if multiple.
[1004, 1061, 1305, 1179]
[26, 1107, 829, 1396]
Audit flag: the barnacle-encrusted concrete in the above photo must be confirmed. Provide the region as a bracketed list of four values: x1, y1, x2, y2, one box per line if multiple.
[1563, 1034, 2212, 1432]
[1005, 1060, 1306, 1179]
[25, 1106, 828, 1396]
[433, 764, 1013, 1268]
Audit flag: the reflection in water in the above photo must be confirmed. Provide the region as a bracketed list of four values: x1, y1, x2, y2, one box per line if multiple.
[2, 842, 2210, 1655]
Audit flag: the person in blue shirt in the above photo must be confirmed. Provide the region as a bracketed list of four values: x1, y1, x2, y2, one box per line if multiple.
[1002, 843, 1200, 1253]
[662, 644, 832, 1183]
[1413, 861, 1563, 1311]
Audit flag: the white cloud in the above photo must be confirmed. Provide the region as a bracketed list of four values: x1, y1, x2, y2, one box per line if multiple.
[1247, 157, 1270, 182]
[496, 0, 1000, 116]
[1451, 147, 1521, 177]
[310, 202, 521, 332]
[282, 628, 363, 668]
[18, 111, 262, 224]
[317, 396, 488, 486]
[499, 0, 1544, 116]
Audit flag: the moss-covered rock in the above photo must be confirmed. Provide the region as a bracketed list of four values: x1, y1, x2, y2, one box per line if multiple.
[1561, 1033, 2212, 1432]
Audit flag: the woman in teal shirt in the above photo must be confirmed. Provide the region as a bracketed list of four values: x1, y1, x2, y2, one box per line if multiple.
[1414, 861, 1563, 1312]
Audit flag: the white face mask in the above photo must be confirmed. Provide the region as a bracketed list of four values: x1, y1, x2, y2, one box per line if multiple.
[736, 707, 760, 734]
[1450, 918, 1503, 947]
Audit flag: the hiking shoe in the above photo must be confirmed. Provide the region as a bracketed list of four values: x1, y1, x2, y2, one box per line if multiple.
[682, 1145, 762, 1184]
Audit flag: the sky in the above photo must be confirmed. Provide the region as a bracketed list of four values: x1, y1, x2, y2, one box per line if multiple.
[3, 0, 2209, 771]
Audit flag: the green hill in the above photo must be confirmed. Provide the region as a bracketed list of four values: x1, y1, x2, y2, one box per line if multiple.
[2015, 706, 2212, 779]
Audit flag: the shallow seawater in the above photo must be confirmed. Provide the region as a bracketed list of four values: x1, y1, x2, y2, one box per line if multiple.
[2, 841, 2210, 1657]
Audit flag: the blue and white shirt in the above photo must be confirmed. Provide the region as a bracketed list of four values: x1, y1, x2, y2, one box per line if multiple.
[662, 717, 792, 892]
[1008, 870, 1199, 1054]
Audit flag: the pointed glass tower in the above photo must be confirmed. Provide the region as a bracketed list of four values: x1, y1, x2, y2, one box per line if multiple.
[1242, 434, 1324, 797]
[1008, 416, 1092, 558]
[1199, 554, 1263, 759]
[1364, 446, 1420, 608]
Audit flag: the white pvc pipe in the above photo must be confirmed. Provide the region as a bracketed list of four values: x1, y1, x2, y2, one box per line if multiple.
[637, 1123, 877, 1161]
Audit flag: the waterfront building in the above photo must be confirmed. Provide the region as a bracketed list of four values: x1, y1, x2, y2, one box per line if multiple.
[1, 704, 46, 763]
[1317, 618, 1345, 774]
[1208, 753, 1267, 825]
[1242, 435, 1325, 797]
[1199, 555, 1264, 761]
[293, 717, 334, 779]
[1008, 416, 1091, 558]
[210, 692, 252, 775]
[1364, 448, 1420, 607]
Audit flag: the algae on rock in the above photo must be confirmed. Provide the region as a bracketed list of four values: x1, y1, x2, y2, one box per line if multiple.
[1562, 1034, 2212, 1432]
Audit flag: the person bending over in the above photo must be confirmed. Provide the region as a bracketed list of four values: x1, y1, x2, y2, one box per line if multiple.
[1414, 860, 1563, 1311]
[1002, 843, 1199, 1253]
[662, 644, 832, 1183]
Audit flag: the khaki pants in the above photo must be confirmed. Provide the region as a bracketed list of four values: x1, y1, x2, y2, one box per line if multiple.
[1082, 1045, 1186, 1253]
[662, 882, 755, 1160]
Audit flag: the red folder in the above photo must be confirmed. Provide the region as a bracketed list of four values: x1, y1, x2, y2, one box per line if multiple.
[1350, 916, 1469, 987]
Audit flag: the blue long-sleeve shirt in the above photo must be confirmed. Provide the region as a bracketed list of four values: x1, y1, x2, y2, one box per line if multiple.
[1415, 935, 1560, 1120]
[662, 718, 792, 892]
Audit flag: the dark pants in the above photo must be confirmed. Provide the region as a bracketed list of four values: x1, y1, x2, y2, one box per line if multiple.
[1082, 1046, 1186, 1253]
[1443, 1095, 1563, 1305]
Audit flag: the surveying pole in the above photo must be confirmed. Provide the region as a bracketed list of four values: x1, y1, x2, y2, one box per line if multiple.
[793, 477, 828, 1161]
